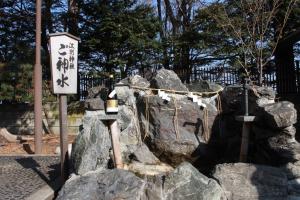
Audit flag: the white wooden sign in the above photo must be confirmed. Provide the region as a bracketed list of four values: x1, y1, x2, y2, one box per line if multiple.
[49, 32, 80, 94]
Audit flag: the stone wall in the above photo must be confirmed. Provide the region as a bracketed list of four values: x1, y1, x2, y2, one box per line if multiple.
[0, 102, 84, 135]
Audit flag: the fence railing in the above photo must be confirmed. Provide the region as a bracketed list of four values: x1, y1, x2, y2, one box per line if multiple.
[191, 66, 277, 91]
[78, 67, 279, 100]
[1, 62, 300, 102]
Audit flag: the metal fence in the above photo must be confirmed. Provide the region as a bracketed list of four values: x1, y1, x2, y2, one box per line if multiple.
[78, 66, 279, 100]
[1, 62, 299, 102]
[191, 66, 277, 90]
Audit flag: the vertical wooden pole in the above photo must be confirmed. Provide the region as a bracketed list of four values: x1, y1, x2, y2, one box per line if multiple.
[34, 0, 43, 154]
[240, 122, 250, 162]
[109, 120, 123, 169]
[59, 94, 69, 182]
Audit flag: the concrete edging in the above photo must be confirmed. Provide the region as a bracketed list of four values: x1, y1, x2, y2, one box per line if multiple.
[25, 177, 62, 200]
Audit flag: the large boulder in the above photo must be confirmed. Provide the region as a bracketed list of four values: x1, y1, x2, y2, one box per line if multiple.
[252, 124, 300, 165]
[72, 86, 148, 173]
[212, 163, 288, 200]
[118, 104, 143, 161]
[255, 135, 300, 165]
[163, 162, 225, 200]
[71, 114, 111, 175]
[261, 101, 297, 129]
[57, 162, 224, 200]
[56, 169, 147, 200]
[150, 68, 189, 91]
[138, 95, 218, 165]
[114, 84, 150, 163]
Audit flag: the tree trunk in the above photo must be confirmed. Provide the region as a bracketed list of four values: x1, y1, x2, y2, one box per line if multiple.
[275, 44, 296, 95]
[164, 0, 179, 35]
[68, 0, 79, 36]
[157, 0, 169, 69]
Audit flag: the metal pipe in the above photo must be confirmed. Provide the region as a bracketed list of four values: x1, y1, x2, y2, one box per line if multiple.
[34, 0, 43, 154]
[239, 122, 250, 162]
[244, 78, 249, 116]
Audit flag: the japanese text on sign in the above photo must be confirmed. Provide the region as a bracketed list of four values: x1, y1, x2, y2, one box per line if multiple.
[50, 33, 79, 94]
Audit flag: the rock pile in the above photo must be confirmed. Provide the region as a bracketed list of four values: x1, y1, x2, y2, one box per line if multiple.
[220, 85, 300, 165]
[58, 69, 300, 200]
[57, 162, 225, 200]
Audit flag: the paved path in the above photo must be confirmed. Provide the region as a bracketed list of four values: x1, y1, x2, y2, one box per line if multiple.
[0, 155, 60, 200]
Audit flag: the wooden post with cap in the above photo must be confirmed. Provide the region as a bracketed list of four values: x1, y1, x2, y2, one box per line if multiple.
[49, 32, 80, 182]
[105, 74, 123, 168]
[109, 120, 123, 168]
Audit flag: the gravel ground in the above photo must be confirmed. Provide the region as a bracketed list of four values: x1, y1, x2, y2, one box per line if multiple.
[0, 134, 76, 154]
[0, 156, 60, 200]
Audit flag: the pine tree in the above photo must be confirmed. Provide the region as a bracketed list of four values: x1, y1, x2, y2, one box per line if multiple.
[79, 0, 161, 78]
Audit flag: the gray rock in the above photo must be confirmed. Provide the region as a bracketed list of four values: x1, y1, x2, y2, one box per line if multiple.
[221, 85, 243, 113]
[116, 88, 144, 163]
[262, 101, 297, 129]
[130, 144, 160, 164]
[58, 163, 224, 200]
[212, 163, 288, 200]
[75, 83, 148, 172]
[150, 68, 188, 91]
[84, 98, 104, 110]
[86, 86, 107, 99]
[253, 125, 296, 141]
[221, 85, 275, 115]
[84, 85, 107, 110]
[56, 169, 147, 200]
[283, 126, 297, 137]
[282, 161, 300, 180]
[71, 115, 111, 175]
[255, 134, 300, 165]
[255, 86, 276, 103]
[288, 178, 300, 196]
[138, 95, 218, 165]
[115, 85, 135, 106]
[288, 195, 300, 200]
[163, 162, 225, 200]
[118, 105, 141, 147]
[128, 75, 150, 88]
[124, 161, 173, 177]
[186, 80, 223, 93]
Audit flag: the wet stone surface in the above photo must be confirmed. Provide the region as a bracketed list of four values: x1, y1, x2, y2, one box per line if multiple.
[0, 156, 60, 200]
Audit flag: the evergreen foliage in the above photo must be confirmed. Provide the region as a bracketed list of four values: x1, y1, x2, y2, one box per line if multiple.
[0, 0, 299, 101]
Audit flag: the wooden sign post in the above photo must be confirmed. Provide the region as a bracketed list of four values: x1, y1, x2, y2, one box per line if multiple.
[49, 32, 80, 183]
